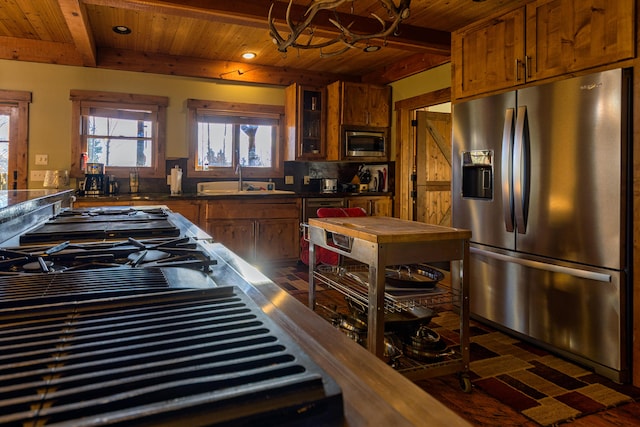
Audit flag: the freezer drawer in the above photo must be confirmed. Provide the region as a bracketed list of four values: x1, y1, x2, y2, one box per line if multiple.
[466, 246, 628, 382]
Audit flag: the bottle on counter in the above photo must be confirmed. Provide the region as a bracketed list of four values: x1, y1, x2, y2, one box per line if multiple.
[170, 165, 182, 195]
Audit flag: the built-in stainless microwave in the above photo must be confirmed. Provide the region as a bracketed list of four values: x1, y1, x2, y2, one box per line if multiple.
[344, 129, 386, 158]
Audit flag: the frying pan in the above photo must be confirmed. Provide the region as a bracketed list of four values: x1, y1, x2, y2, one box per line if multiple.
[385, 264, 444, 289]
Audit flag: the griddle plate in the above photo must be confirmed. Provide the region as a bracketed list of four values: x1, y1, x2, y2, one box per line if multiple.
[0, 282, 343, 426]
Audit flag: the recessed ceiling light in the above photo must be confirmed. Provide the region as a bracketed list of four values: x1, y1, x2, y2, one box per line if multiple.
[112, 25, 131, 35]
[242, 52, 257, 60]
[363, 45, 381, 53]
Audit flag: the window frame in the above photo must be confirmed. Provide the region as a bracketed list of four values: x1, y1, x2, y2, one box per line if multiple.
[0, 90, 31, 189]
[187, 99, 284, 179]
[70, 90, 168, 179]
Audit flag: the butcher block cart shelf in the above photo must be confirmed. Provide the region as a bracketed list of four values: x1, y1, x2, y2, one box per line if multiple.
[308, 216, 472, 387]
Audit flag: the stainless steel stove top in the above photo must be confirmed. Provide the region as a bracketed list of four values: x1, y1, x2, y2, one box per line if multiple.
[0, 205, 345, 425]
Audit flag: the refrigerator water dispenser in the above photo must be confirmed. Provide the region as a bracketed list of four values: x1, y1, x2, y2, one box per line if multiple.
[461, 150, 493, 199]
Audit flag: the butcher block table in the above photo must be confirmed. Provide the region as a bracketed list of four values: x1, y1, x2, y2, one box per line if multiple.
[308, 216, 472, 383]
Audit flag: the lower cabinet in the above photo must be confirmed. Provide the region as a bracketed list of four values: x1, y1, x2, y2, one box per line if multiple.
[204, 198, 301, 265]
[346, 195, 392, 216]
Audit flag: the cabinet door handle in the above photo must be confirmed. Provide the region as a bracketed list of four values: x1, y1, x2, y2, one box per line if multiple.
[525, 55, 531, 79]
[515, 58, 521, 83]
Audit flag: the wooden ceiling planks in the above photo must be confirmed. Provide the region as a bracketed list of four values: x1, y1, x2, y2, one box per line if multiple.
[0, 0, 530, 85]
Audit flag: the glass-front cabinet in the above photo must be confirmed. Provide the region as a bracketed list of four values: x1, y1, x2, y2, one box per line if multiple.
[285, 83, 326, 160]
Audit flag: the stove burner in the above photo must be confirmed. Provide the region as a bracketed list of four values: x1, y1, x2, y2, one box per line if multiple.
[22, 259, 53, 272]
[0, 237, 217, 275]
[127, 249, 171, 263]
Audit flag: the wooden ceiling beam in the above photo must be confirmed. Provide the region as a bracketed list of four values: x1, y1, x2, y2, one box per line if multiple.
[57, 0, 97, 66]
[0, 36, 84, 66]
[362, 51, 450, 85]
[82, 0, 451, 55]
[96, 47, 357, 87]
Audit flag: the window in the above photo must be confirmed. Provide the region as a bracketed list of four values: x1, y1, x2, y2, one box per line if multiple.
[0, 90, 31, 189]
[70, 90, 168, 178]
[187, 99, 284, 178]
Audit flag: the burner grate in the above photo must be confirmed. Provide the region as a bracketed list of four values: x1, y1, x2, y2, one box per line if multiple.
[0, 268, 216, 308]
[0, 288, 343, 426]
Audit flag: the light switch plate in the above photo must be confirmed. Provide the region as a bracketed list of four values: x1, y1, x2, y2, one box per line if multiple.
[35, 154, 48, 165]
[285, 175, 294, 185]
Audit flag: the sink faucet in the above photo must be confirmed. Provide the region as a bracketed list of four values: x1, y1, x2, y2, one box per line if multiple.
[235, 163, 243, 191]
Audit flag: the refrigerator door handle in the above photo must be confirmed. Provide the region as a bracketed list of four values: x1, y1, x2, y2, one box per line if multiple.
[513, 106, 527, 234]
[501, 108, 515, 232]
[470, 247, 612, 283]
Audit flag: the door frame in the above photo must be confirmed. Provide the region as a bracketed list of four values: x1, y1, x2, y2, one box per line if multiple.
[0, 90, 31, 189]
[393, 88, 450, 220]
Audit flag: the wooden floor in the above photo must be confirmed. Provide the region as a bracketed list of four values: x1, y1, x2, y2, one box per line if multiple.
[264, 262, 640, 426]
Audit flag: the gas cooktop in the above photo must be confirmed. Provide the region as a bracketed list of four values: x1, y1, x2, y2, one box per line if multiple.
[0, 204, 345, 426]
[19, 207, 181, 244]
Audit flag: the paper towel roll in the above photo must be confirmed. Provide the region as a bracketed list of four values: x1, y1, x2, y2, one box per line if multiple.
[170, 166, 182, 195]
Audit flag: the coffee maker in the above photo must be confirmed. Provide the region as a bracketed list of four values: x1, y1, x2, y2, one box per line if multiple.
[83, 163, 105, 196]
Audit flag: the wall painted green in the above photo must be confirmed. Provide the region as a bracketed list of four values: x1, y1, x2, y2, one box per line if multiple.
[0, 59, 450, 187]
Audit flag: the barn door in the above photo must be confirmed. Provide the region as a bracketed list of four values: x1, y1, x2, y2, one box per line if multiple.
[415, 111, 452, 226]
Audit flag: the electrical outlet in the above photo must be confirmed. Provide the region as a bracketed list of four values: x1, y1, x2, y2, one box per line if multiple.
[31, 170, 47, 181]
[285, 175, 294, 185]
[35, 154, 48, 165]
[303, 175, 310, 185]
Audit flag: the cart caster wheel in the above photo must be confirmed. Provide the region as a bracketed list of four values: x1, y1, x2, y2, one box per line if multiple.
[459, 374, 472, 393]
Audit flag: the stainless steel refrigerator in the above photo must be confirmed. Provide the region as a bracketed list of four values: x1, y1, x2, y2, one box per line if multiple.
[451, 68, 631, 382]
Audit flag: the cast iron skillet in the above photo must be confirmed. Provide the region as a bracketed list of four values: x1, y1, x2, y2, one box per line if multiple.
[385, 264, 444, 289]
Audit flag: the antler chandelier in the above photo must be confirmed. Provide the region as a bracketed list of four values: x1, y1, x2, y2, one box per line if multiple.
[268, 0, 411, 57]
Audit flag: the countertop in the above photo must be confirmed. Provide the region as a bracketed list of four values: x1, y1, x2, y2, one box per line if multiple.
[74, 191, 392, 202]
[0, 189, 74, 243]
[309, 216, 472, 244]
[0, 189, 73, 213]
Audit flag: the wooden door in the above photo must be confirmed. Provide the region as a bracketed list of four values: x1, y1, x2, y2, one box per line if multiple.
[415, 111, 451, 226]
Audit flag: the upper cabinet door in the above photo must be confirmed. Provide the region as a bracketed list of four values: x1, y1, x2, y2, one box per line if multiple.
[342, 82, 391, 127]
[367, 85, 392, 127]
[284, 83, 326, 160]
[343, 83, 370, 126]
[526, 0, 635, 81]
[452, 7, 526, 99]
[452, 0, 635, 100]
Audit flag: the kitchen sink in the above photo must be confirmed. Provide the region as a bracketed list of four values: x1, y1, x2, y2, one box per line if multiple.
[196, 181, 295, 196]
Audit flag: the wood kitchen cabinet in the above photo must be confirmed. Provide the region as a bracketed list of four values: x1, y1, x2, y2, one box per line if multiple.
[452, 0, 634, 99]
[326, 81, 391, 160]
[337, 82, 391, 127]
[284, 83, 326, 160]
[346, 195, 392, 217]
[203, 197, 301, 265]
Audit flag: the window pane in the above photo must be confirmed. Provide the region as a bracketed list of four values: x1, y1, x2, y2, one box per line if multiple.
[86, 115, 153, 167]
[0, 114, 8, 141]
[88, 137, 152, 167]
[239, 125, 273, 168]
[0, 115, 9, 190]
[197, 122, 232, 168]
[88, 116, 152, 138]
